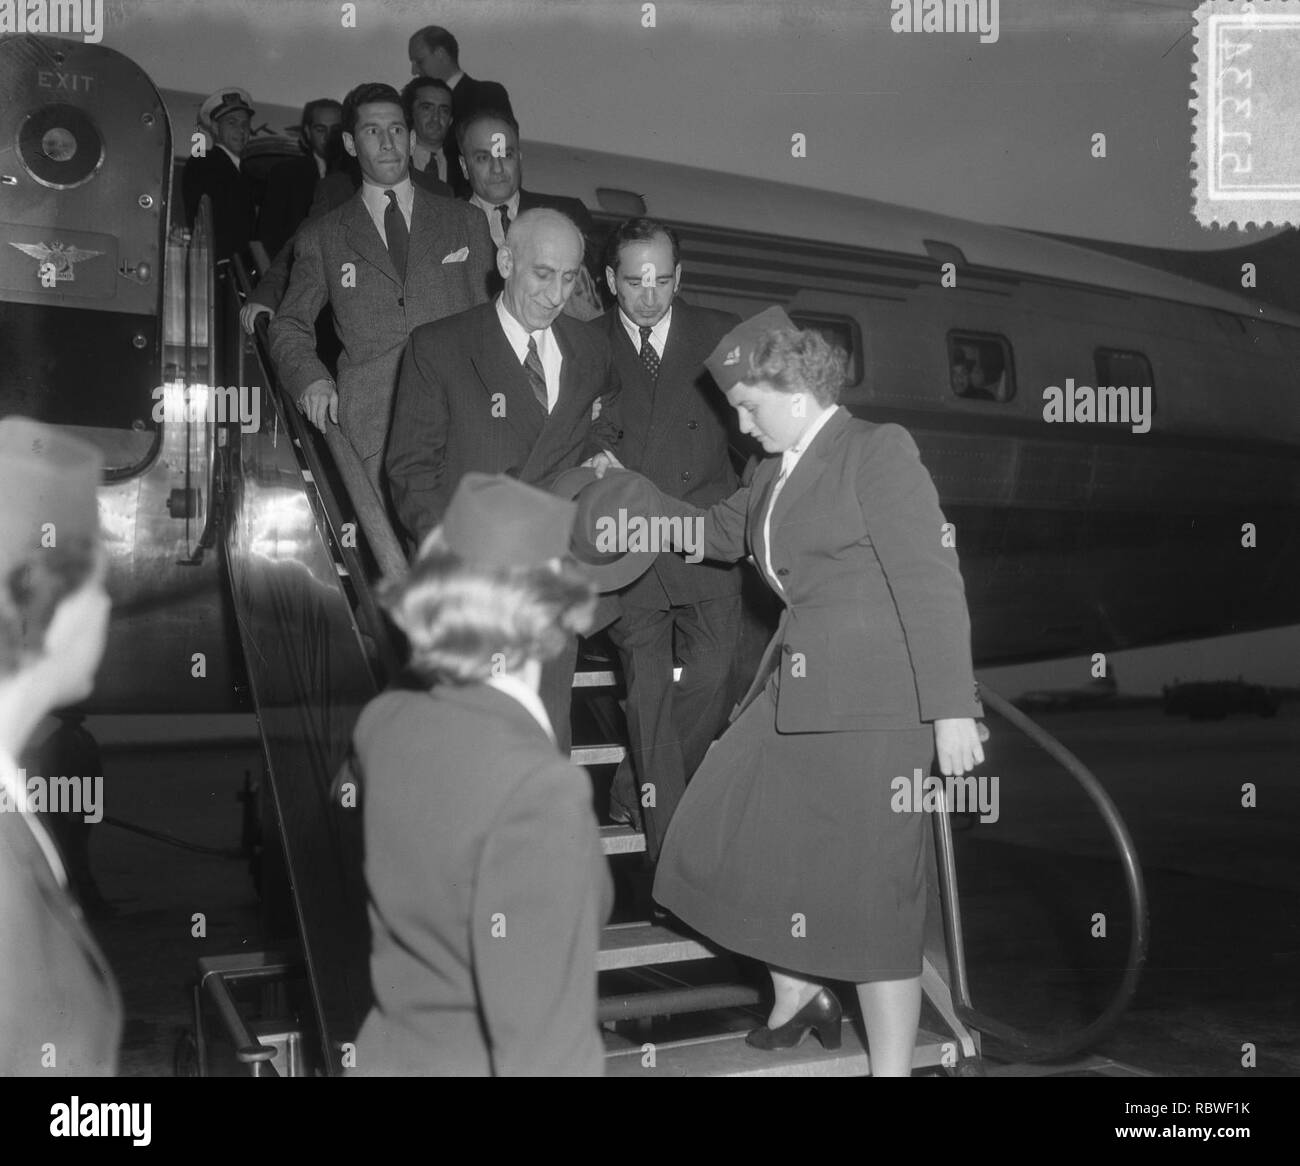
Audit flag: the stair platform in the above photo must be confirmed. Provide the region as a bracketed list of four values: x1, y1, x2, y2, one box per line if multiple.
[605, 1022, 955, 1077]
[598, 921, 719, 971]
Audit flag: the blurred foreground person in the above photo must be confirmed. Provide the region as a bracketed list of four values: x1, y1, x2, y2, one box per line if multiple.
[0, 418, 121, 1076]
[350, 473, 611, 1076]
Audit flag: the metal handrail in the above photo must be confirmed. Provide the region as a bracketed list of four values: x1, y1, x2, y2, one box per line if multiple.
[941, 681, 1150, 1062]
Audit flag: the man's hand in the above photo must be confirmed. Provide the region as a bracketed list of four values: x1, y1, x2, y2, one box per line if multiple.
[298, 379, 338, 432]
[240, 302, 273, 335]
[934, 717, 984, 778]
[582, 449, 624, 478]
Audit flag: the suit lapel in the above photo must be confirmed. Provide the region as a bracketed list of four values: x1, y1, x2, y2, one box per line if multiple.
[341, 193, 400, 287]
[519, 318, 587, 481]
[406, 186, 445, 273]
[469, 307, 545, 451]
[641, 309, 697, 462]
[769, 408, 848, 532]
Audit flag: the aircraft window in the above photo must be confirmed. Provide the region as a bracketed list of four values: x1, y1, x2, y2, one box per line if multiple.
[789, 312, 862, 387]
[947, 332, 1015, 402]
[1094, 348, 1153, 394]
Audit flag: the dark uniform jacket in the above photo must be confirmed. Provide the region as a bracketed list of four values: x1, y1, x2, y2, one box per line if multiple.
[351, 685, 611, 1076]
[182, 147, 257, 262]
[0, 774, 121, 1076]
[670, 409, 983, 731]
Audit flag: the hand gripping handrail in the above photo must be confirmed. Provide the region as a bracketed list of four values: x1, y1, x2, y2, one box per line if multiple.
[943, 682, 1150, 1061]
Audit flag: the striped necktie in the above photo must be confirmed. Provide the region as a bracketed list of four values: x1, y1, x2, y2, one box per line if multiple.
[524, 335, 549, 413]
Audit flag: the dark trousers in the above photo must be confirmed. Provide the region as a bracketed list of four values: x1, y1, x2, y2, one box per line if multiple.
[539, 635, 580, 756]
[606, 593, 744, 860]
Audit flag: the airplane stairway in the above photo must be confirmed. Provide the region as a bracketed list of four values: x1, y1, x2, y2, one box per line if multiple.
[185, 256, 1147, 1077]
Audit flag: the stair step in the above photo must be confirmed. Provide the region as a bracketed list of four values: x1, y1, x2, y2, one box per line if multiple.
[599, 825, 645, 855]
[598, 921, 719, 971]
[605, 1023, 954, 1077]
[573, 745, 626, 766]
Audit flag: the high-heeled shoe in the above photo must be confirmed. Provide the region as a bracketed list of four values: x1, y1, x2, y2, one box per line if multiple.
[745, 987, 843, 1050]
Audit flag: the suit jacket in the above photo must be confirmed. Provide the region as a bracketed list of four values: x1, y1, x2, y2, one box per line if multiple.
[268, 184, 494, 462]
[351, 685, 611, 1076]
[669, 409, 982, 732]
[602, 301, 743, 609]
[182, 148, 257, 262]
[257, 153, 321, 260]
[0, 796, 121, 1075]
[254, 167, 451, 312]
[386, 302, 623, 542]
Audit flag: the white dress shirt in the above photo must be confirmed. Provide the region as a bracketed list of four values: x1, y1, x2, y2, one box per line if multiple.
[0, 750, 68, 887]
[314, 153, 327, 179]
[763, 403, 840, 595]
[485, 674, 556, 744]
[618, 305, 672, 359]
[472, 190, 522, 247]
[359, 175, 414, 245]
[411, 139, 447, 181]
[495, 295, 562, 413]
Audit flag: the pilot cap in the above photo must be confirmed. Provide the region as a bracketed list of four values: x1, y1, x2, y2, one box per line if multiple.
[200, 88, 255, 129]
[0, 417, 103, 565]
[704, 305, 796, 392]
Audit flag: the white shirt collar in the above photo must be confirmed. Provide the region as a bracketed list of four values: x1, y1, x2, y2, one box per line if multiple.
[782, 403, 839, 472]
[484, 675, 556, 744]
[0, 750, 68, 887]
[216, 143, 242, 170]
[471, 190, 522, 242]
[360, 175, 415, 236]
[446, 69, 466, 90]
[618, 305, 672, 357]
[495, 293, 550, 360]
[313, 152, 327, 179]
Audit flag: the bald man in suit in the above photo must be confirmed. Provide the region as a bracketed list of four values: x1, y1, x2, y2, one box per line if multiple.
[385, 208, 623, 748]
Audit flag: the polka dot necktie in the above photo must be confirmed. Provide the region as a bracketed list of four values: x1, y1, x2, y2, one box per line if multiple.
[638, 325, 660, 381]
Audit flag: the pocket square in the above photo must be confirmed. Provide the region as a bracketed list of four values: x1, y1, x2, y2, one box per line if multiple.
[441, 247, 469, 264]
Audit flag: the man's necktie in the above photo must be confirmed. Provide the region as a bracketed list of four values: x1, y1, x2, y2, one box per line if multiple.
[638, 325, 661, 381]
[524, 335, 549, 413]
[496, 204, 511, 242]
[384, 190, 409, 283]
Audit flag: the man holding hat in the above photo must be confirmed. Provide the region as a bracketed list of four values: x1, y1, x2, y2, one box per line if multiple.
[0, 417, 122, 1075]
[183, 88, 259, 265]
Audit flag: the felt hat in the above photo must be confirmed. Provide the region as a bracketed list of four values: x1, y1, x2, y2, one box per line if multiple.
[441, 472, 576, 570]
[548, 467, 671, 593]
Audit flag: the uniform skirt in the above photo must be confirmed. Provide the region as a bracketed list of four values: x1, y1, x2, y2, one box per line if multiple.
[652, 675, 934, 983]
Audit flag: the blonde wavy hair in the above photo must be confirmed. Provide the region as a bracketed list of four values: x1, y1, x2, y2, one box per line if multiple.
[379, 529, 597, 684]
[746, 327, 848, 407]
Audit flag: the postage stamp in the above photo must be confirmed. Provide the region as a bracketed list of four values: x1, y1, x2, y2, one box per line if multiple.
[1192, 0, 1300, 228]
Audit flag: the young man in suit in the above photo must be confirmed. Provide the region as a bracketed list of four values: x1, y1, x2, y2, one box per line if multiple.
[456, 109, 605, 320]
[385, 208, 623, 749]
[268, 82, 495, 497]
[401, 77, 461, 195]
[182, 88, 258, 264]
[256, 98, 342, 260]
[408, 24, 513, 196]
[597, 219, 747, 859]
